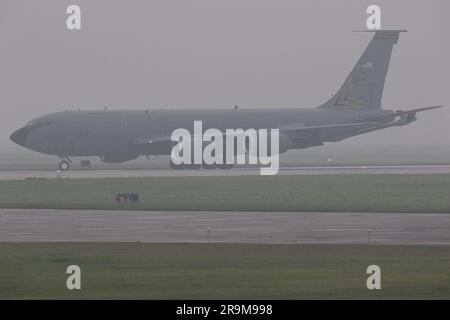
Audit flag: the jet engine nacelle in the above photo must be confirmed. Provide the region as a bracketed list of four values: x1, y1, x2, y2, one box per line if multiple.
[100, 153, 138, 163]
[241, 131, 291, 155]
[278, 132, 291, 154]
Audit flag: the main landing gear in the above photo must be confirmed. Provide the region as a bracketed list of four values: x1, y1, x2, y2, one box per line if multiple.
[169, 161, 233, 170]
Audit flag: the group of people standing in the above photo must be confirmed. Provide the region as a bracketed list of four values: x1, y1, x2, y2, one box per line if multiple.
[114, 192, 140, 204]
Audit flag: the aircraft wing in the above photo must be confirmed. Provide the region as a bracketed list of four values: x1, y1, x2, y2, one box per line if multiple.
[279, 122, 381, 144]
[280, 122, 381, 137]
[134, 135, 171, 145]
[280, 122, 378, 133]
[133, 135, 173, 155]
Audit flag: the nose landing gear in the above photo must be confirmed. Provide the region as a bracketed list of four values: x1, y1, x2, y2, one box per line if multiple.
[58, 157, 72, 171]
[58, 161, 70, 171]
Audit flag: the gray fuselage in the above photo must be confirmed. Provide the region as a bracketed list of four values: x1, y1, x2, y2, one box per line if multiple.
[10, 107, 394, 162]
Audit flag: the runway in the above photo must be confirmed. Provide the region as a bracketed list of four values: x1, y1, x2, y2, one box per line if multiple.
[1, 209, 450, 245]
[1, 164, 450, 180]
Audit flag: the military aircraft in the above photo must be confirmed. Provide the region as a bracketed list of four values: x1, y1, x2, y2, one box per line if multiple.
[10, 30, 444, 171]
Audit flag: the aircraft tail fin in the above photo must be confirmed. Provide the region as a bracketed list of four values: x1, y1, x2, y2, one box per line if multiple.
[319, 30, 406, 110]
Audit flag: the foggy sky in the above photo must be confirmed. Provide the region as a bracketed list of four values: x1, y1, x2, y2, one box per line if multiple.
[1, 0, 449, 153]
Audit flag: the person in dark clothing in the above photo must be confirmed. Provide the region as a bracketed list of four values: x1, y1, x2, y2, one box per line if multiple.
[114, 192, 140, 204]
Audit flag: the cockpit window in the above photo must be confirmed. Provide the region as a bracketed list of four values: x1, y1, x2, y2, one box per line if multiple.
[27, 121, 56, 129]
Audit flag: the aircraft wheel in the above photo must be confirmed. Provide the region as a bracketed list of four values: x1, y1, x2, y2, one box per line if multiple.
[59, 160, 70, 171]
[186, 164, 202, 170]
[169, 161, 182, 169]
[169, 161, 201, 170]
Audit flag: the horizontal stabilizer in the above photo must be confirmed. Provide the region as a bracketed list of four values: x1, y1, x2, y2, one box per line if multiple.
[357, 105, 445, 123]
[394, 105, 445, 116]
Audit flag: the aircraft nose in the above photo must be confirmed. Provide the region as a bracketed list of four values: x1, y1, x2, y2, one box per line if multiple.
[10, 127, 30, 146]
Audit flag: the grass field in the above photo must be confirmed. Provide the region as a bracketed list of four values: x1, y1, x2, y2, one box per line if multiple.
[1, 174, 450, 212]
[1, 243, 450, 299]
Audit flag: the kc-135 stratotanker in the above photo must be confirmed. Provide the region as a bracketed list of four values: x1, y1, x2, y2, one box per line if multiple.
[10, 30, 444, 171]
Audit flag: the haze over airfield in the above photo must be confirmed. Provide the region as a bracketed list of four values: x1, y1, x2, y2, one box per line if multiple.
[0, 0, 449, 155]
